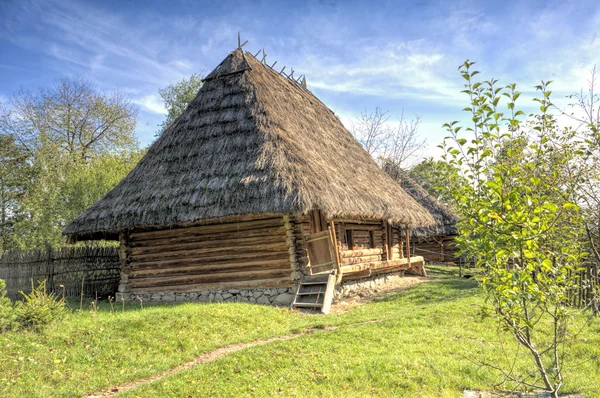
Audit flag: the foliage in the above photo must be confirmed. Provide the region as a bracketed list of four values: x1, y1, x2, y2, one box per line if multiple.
[441, 60, 587, 396]
[15, 280, 66, 330]
[560, 66, 600, 314]
[12, 149, 144, 248]
[408, 157, 466, 210]
[0, 132, 33, 251]
[0, 77, 142, 248]
[0, 280, 18, 332]
[157, 72, 204, 136]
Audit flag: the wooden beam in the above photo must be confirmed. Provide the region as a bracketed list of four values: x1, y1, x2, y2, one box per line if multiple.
[131, 259, 291, 278]
[341, 248, 384, 258]
[130, 217, 284, 241]
[406, 225, 411, 268]
[131, 277, 292, 294]
[131, 268, 292, 289]
[130, 233, 285, 255]
[329, 221, 342, 280]
[129, 226, 286, 248]
[130, 251, 289, 268]
[130, 242, 288, 263]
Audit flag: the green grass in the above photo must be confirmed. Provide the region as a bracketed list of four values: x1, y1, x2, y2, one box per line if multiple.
[2, 267, 599, 397]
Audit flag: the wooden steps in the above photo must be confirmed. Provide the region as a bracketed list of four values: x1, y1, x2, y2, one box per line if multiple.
[291, 273, 336, 314]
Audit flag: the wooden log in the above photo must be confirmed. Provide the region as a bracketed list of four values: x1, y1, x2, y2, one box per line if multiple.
[341, 248, 384, 258]
[131, 259, 292, 278]
[130, 217, 284, 241]
[332, 219, 382, 226]
[342, 255, 381, 265]
[130, 234, 285, 255]
[131, 277, 292, 294]
[130, 242, 288, 263]
[341, 269, 372, 280]
[283, 215, 300, 278]
[129, 226, 286, 248]
[130, 252, 290, 269]
[339, 257, 422, 275]
[131, 268, 292, 289]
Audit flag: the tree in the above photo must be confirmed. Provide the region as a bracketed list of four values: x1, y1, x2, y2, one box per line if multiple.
[408, 157, 465, 209]
[442, 61, 587, 396]
[0, 77, 141, 248]
[0, 130, 32, 251]
[352, 107, 426, 169]
[157, 73, 203, 135]
[5, 76, 138, 160]
[558, 66, 600, 314]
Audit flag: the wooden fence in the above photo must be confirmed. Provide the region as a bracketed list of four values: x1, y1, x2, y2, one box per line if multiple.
[0, 246, 121, 300]
[573, 262, 600, 313]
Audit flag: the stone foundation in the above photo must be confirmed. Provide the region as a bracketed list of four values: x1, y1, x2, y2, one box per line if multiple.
[116, 287, 295, 305]
[116, 271, 415, 307]
[334, 272, 406, 301]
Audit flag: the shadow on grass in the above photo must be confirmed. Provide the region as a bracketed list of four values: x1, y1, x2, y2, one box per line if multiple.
[376, 277, 480, 306]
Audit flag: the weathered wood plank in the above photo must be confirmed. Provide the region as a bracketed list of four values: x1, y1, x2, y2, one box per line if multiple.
[129, 226, 286, 248]
[341, 248, 384, 258]
[130, 277, 292, 294]
[130, 234, 285, 255]
[130, 242, 288, 263]
[131, 268, 292, 289]
[131, 259, 292, 278]
[130, 217, 284, 241]
[130, 251, 290, 268]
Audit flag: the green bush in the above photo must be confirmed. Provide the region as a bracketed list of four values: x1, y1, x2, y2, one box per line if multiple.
[0, 279, 19, 332]
[16, 280, 66, 330]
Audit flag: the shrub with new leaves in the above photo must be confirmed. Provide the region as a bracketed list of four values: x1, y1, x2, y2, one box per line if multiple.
[16, 280, 66, 330]
[441, 61, 586, 397]
[0, 279, 18, 332]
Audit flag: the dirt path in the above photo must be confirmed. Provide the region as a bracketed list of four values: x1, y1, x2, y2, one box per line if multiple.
[85, 320, 380, 397]
[86, 275, 434, 397]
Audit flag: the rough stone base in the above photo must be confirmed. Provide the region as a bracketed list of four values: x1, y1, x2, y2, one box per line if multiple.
[115, 287, 294, 306]
[333, 272, 406, 301]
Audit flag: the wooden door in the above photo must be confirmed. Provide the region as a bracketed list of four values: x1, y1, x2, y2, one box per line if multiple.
[304, 229, 339, 275]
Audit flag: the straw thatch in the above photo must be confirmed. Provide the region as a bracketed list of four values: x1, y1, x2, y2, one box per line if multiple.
[396, 170, 458, 238]
[64, 49, 434, 240]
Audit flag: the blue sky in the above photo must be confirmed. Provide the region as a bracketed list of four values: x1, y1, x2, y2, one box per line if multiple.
[1, 0, 599, 154]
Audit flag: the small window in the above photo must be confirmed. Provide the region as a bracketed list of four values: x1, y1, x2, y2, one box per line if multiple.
[369, 230, 376, 248]
[345, 229, 354, 250]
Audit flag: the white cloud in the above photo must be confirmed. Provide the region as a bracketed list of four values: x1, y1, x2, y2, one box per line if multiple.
[299, 41, 463, 104]
[134, 94, 166, 115]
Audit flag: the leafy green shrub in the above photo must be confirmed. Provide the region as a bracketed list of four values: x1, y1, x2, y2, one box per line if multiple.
[0, 279, 19, 332]
[16, 280, 66, 330]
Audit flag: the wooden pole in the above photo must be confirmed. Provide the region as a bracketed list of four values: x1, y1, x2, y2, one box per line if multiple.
[405, 225, 411, 268]
[329, 221, 343, 283]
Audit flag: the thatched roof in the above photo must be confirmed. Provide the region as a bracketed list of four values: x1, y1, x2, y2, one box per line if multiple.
[398, 171, 459, 238]
[64, 49, 434, 240]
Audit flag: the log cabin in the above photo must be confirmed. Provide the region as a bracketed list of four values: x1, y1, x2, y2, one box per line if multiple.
[63, 47, 435, 310]
[389, 167, 460, 264]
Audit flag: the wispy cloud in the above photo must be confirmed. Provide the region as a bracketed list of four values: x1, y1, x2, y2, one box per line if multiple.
[2, 0, 600, 149]
[134, 94, 166, 115]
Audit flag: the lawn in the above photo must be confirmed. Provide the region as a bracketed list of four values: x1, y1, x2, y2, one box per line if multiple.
[1, 267, 599, 397]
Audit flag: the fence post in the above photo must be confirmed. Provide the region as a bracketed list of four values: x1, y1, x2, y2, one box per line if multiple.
[46, 243, 55, 293]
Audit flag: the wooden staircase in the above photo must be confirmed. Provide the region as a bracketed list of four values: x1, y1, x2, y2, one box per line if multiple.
[291, 273, 336, 314]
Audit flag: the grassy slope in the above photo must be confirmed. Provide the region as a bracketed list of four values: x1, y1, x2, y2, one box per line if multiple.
[0, 301, 322, 397]
[2, 268, 599, 397]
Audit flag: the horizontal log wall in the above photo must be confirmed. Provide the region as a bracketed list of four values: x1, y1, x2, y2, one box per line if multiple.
[293, 216, 411, 280]
[123, 216, 293, 294]
[412, 235, 458, 263]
